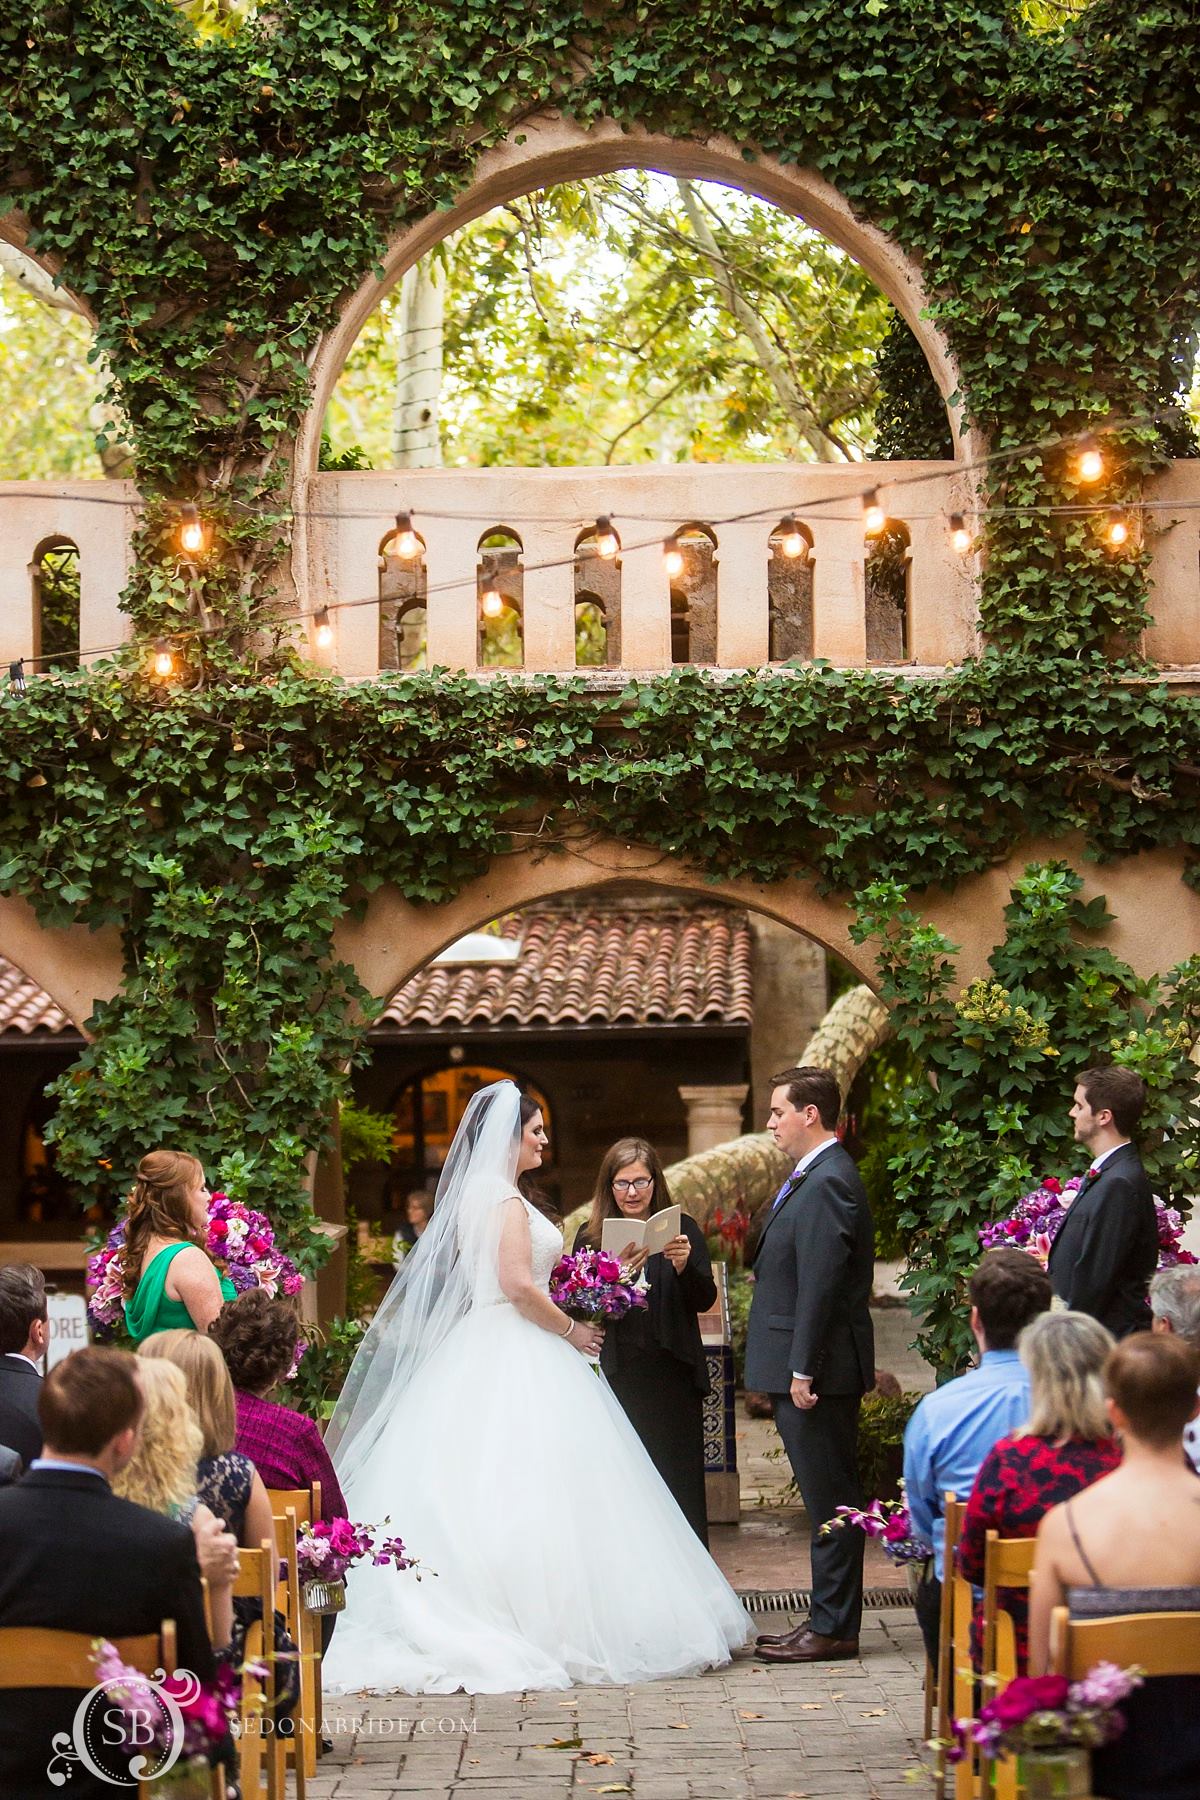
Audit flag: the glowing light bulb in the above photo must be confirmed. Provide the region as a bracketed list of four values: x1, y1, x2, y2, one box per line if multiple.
[152, 638, 174, 678]
[863, 490, 886, 537]
[949, 513, 972, 555]
[1105, 513, 1130, 550]
[594, 515, 619, 560]
[179, 504, 205, 556]
[314, 607, 334, 648]
[663, 536, 684, 579]
[393, 511, 419, 560]
[779, 515, 806, 559]
[1076, 441, 1105, 484]
[481, 586, 505, 619]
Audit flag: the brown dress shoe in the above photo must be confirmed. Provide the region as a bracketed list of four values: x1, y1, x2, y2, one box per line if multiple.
[754, 1628, 859, 1663]
[753, 1619, 811, 1648]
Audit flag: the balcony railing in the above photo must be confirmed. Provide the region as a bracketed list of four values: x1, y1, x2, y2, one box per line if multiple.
[3, 460, 1198, 678]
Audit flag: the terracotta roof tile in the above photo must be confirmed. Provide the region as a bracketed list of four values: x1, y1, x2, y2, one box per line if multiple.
[0, 959, 73, 1036]
[378, 904, 753, 1032]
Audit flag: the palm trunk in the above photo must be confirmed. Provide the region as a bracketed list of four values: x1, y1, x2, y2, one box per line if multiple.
[390, 259, 445, 468]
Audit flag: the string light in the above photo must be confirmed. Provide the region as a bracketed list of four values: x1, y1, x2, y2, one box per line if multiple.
[392, 511, 419, 560]
[778, 515, 806, 559]
[480, 562, 505, 618]
[152, 639, 175, 678]
[1104, 511, 1130, 550]
[594, 516, 619, 560]
[949, 513, 973, 555]
[1075, 438, 1105, 484]
[314, 607, 334, 648]
[178, 504, 206, 556]
[863, 490, 886, 537]
[662, 535, 684, 578]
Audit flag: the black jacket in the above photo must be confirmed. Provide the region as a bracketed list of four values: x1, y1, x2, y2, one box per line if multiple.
[574, 1213, 717, 1393]
[0, 1468, 215, 1798]
[744, 1141, 875, 1396]
[0, 1354, 42, 1465]
[1048, 1142, 1158, 1338]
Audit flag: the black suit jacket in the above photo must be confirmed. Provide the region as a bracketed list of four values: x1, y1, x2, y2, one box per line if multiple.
[0, 1468, 215, 1798]
[574, 1213, 717, 1392]
[1047, 1142, 1158, 1337]
[744, 1141, 875, 1395]
[0, 1354, 42, 1465]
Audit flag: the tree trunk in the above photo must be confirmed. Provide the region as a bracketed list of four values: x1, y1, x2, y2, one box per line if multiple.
[663, 985, 892, 1230]
[391, 259, 445, 468]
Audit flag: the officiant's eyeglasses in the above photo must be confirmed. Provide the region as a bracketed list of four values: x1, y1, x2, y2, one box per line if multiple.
[612, 1177, 654, 1193]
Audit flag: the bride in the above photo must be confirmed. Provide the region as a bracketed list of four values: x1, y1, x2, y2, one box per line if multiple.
[323, 1080, 752, 1694]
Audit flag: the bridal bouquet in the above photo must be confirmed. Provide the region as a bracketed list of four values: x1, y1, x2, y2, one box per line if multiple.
[947, 1662, 1142, 1765]
[819, 1491, 931, 1566]
[548, 1247, 651, 1322]
[979, 1175, 1195, 1271]
[87, 1189, 305, 1337]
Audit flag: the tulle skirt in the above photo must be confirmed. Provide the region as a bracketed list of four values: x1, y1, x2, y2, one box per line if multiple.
[322, 1301, 753, 1694]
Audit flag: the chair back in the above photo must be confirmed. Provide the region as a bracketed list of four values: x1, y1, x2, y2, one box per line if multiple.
[982, 1534, 1037, 1800]
[0, 1624, 167, 1688]
[267, 1487, 312, 1527]
[932, 1492, 962, 1800]
[1049, 1605, 1200, 1679]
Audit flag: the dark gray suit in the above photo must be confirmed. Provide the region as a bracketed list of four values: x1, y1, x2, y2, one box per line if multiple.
[1047, 1142, 1157, 1338]
[745, 1141, 875, 1639]
[0, 1354, 42, 1466]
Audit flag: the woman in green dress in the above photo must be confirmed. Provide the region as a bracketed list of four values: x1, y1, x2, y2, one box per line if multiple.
[120, 1149, 236, 1343]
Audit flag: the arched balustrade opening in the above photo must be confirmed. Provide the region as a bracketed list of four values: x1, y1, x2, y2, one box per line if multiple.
[865, 520, 911, 663]
[379, 522, 428, 671]
[667, 523, 718, 665]
[768, 518, 815, 662]
[477, 527, 524, 667]
[574, 523, 621, 668]
[31, 537, 80, 673]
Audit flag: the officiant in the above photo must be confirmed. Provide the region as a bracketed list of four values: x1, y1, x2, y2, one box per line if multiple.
[574, 1138, 716, 1543]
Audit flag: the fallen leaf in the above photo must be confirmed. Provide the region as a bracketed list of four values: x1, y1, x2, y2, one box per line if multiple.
[860, 1708, 888, 1717]
[667, 1722, 690, 1730]
[738, 1709, 764, 1719]
[798, 1702, 824, 1711]
[831, 1692, 845, 1700]
[595, 1787, 632, 1795]
[581, 1752, 615, 1765]
[536, 1735, 583, 1750]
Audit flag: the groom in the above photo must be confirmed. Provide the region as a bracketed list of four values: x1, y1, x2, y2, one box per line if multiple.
[745, 1066, 875, 1662]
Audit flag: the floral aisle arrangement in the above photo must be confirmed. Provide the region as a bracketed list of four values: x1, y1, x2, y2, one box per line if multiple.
[548, 1247, 651, 1324]
[295, 1516, 415, 1613]
[819, 1491, 931, 1566]
[86, 1189, 305, 1337]
[51, 1640, 245, 1792]
[947, 1663, 1143, 1797]
[979, 1176, 1195, 1270]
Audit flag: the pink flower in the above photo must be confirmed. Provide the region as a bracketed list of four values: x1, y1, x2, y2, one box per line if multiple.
[985, 1674, 1070, 1727]
[1043, 1176, 1063, 1195]
[596, 1254, 621, 1282]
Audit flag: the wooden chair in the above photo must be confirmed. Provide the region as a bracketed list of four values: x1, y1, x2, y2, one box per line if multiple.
[0, 1622, 226, 1798]
[980, 1533, 1036, 1800]
[232, 1539, 285, 1800]
[1049, 1604, 1200, 1678]
[268, 1484, 321, 1781]
[933, 1494, 979, 1800]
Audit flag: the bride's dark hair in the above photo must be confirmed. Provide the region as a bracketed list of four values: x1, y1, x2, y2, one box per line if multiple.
[517, 1091, 561, 1224]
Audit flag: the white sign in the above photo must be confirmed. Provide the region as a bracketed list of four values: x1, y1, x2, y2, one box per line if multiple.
[45, 1291, 90, 1369]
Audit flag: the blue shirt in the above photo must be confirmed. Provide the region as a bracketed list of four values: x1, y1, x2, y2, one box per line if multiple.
[29, 1458, 108, 1481]
[902, 1350, 1031, 1580]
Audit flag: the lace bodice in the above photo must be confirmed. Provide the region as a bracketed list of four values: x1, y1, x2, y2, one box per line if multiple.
[525, 1198, 565, 1292]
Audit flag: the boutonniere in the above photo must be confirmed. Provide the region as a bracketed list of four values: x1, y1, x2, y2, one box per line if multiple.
[1087, 1166, 1101, 1180]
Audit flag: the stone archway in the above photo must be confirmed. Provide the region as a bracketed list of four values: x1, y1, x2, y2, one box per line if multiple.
[298, 113, 974, 483]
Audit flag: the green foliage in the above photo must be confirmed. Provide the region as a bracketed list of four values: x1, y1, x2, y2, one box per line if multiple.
[872, 307, 955, 461]
[339, 1101, 394, 1172]
[850, 1036, 924, 1260]
[851, 863, 1200, 1375]
[857, 1390, 921, 1504]
[286, 1316, 367, 1422]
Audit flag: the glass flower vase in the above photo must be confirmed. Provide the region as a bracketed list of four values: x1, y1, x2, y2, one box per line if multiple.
[1017, 1748, 1091, 1799]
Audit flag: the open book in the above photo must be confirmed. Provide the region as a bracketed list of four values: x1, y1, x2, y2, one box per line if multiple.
[601, 1204, 681, 1259]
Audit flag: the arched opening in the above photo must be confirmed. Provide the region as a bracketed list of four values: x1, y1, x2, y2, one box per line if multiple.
[31, 537, 80, 672]
[865, 519, 911, 663]
[574, 523, 621, 667]
[379, 521, 428, 672]
[768, 518, 815, 662]
[385, 1061, 555, 1218]
[305, 116, 967, 479]
[477, 527, 524, 667]
[574, 595, 609, 668]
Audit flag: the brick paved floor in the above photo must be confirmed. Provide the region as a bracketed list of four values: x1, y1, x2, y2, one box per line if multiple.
[306, 1608, 930, 1800]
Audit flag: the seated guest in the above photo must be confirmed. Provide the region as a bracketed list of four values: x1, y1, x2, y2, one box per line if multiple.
[1030, 1334, 1200, 1799]
[0, 1347, 215, 1798]
[138, 1329, 275, 1552]
[903, 1248, 1053, 1661]
[959, 1311, 1119, 1672]
[0, 1263, 48, 1464]
[399, 1189, 433, 1246]
[112, 1356, 237, 1649]
[1149, 1263, 1200, 1474]
[207, 1287, 346, 1519]
[119, 1150, 235, 1343]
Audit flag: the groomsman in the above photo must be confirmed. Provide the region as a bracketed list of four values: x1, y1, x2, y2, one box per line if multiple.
[0, 1265, 47, 1466]
[744, 1066, 874, 1662]
[1049, 1066, 1158, 1338]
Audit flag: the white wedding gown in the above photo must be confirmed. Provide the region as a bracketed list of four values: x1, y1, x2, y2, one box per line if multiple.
[323, 1198, 752, 1694]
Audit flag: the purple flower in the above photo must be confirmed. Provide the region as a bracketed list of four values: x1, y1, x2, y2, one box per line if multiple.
[1068, 1662, 1141, 1710]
